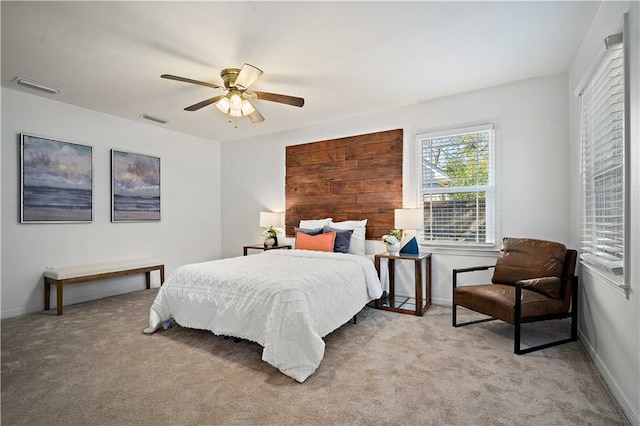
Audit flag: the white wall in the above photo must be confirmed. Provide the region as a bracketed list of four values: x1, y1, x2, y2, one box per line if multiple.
[568, 2, 640, 423]
[221, 74, 571, 305]
[1, 88, 222, 318]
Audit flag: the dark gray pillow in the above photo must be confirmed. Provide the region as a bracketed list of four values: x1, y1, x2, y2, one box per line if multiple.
[294, 227, 323, 236]
[323, 226, 353, 253]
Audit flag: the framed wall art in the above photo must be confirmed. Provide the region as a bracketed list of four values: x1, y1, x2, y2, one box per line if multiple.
[111, 150, 161, 222]
[20, 133, 93, 223]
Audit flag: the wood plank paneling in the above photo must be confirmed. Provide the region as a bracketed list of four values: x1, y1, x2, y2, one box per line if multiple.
[285, 129, 403, 239]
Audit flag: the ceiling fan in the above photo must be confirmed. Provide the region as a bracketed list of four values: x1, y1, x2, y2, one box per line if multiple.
[161, 63, 304, 124]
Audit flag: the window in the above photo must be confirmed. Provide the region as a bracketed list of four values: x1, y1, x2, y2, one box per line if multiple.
[416, 124, 495, 248]
[579, 29, 628, 285]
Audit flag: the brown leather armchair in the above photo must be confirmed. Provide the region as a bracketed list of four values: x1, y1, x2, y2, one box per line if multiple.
[452, 237, 578, 354]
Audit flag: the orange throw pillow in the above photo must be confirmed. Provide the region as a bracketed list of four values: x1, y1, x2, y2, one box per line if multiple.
[296, 231, 336, 252]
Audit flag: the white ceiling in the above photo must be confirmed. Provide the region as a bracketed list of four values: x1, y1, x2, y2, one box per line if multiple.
[1, 1, 599, 143]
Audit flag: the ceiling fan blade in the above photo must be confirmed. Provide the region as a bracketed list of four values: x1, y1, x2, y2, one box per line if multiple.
[252, 91, 304, 107]
[184, 95, 226, 111]
[248, 107, 265, 124]
[161, 74, 223, 90]
[234, 63, 263, 90]
[242, 98, 264, 123]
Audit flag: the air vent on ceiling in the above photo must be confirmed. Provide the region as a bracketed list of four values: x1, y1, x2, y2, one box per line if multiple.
[141, 114, 169, 125]
[14, 77, 62, 94]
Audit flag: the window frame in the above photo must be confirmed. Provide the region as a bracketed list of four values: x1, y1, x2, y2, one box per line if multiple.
[415, 123, 499, 251]
[577, 20, 630, 295]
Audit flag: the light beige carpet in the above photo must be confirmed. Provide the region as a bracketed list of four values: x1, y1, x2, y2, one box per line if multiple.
[1, 289, 628, 425]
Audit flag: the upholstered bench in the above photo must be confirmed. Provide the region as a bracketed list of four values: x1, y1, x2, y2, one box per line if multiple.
[44, 259, 165, 315]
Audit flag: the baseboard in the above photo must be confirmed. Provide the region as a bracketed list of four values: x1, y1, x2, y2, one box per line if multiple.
[1, 306, 30, 319]
[578, 329, 640, 426]
[432, 297, 450, 306]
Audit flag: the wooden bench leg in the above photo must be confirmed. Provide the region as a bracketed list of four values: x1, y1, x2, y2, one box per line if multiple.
[146, 266, 166, 289]
[56, 282, 64, 316]
[44, 278, 51, 311]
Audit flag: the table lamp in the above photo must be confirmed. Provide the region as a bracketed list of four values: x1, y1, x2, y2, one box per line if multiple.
[394, 208, 422, 255]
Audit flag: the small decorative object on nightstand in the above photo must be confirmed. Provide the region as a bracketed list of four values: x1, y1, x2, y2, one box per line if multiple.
[374, 252, 431, 316]
[260, 211, 282, 247]
[381, 229, 402, 255]
[264, 236, 276, 247]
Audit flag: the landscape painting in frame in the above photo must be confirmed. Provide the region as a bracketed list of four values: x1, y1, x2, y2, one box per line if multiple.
[21, 134, 93, 223]
[111, 150, 160, 222]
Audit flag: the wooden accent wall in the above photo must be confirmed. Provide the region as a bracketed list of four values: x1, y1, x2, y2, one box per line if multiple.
[285, 129, 403, 240]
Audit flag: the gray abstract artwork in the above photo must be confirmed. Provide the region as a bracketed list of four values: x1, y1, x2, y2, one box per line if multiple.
[21, 134, 93, 223]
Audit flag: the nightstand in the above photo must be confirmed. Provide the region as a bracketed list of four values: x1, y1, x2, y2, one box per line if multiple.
[243, 244, 292, 256]
[374, 252, 432, 316]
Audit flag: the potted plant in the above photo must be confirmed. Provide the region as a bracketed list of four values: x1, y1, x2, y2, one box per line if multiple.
[381, 229, 402, 254]
[263, 226, 280, 247]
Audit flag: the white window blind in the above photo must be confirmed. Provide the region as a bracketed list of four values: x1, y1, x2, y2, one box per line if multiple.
[417, 124, 495, 247]
[580, 33, 626, 280]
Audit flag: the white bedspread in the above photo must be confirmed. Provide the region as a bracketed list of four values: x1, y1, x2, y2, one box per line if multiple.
[147, 249, 382, 382]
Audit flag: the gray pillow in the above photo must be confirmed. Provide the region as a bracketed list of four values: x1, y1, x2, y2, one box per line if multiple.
[323, 226, 353, 254]
[294, 227, 323, 236]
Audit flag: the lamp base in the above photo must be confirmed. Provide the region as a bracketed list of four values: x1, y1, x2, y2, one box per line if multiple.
[399, 236, 419, 255]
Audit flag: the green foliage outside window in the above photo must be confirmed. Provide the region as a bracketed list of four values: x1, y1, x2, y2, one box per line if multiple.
[423, 132, 489, 200]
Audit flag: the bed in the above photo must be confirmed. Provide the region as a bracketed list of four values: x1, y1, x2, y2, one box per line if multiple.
[144, 249, 382, 382]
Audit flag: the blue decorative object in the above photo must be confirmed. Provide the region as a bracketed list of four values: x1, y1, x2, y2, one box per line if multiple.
[400, 236, 419, 255]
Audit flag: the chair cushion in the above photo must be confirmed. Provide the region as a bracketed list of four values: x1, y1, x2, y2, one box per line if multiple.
[519, 277, 561, 299]
[492, 238, 567, 286]
[454, 284, 567, 324]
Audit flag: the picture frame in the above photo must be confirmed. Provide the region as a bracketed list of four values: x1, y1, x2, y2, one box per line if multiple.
[20, 133, 93, 223]
[111, 149, 161, 222]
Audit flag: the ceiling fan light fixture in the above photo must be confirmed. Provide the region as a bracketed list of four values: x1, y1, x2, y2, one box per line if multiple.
[216, 96, 230, 113]
[241, 100, 255, 115]
[226, 92, 244, 117]
[229, 92, 242, 108]
[216, 95, 253, 118]
[229, 107, 243, 118]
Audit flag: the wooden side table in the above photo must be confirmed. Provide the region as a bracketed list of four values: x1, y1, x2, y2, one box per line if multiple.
[243, 244, 292, 256]
[374, 252, 432, 316]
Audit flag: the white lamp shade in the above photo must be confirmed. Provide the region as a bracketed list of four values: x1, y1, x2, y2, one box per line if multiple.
[394, 208, 423, 230]
[260, 211, 282, 228]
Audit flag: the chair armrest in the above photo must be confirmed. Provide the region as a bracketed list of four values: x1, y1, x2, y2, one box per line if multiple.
[516, 276, 567, 299]
[452, 265, 495, 289]
[514, 275, 577, 286]
[453, 265, 495, 274]
[514, 277, 556, 287]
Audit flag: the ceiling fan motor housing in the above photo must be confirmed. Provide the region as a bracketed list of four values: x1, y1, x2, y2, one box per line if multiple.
[221, 68, 240, 89]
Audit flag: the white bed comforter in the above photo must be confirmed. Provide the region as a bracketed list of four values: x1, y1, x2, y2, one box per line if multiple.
[147, 249, 382, 382]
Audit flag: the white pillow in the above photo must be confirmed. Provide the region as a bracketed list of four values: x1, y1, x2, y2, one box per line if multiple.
[299, 218, 333, 229]
[328, 219, 367, 256]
